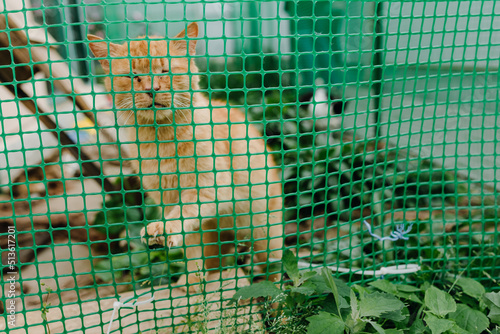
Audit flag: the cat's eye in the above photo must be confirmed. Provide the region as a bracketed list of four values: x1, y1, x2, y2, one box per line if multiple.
[162, 69, 169, 74]
[128, 74, 141, 82]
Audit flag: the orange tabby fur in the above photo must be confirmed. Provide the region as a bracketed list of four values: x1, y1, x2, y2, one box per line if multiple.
[88, 23, 282, 285]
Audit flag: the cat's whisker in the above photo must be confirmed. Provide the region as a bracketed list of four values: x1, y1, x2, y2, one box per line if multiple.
[173, 95, 190, 101]
[164, 113, 172, 123]
[116, 101, 134, 109]
[116, 111, 129, 124]
[87, 101, 130, 136]
[172, 104, 190, 123]
[179, 109, 190, 123]
[173, 101, 190, 110]
[116, 103, 131, 109]
[173, 98, 192, 107]
[172, 97, 189, 122]
[174, 110, 184, 123]
[179, 110, 186, 123]
[115, 96, 134, 108]
[117, 110, 134, 125]
[122, 111, 135, 125]
[173, 94, 190, 101]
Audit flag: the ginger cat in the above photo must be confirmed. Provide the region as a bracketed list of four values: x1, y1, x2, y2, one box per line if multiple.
[88, 22, 282, 285]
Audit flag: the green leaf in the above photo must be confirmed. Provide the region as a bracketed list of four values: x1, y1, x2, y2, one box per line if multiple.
[308, 275, 331, 295]
[406, 294, 423, 304]
[353, 284, 370, 296]
[396, 284, 421, 293]
[369, 280, 398, 295]
[487, 307, 500, 325]
[109, 253, 147, 270]
[484, 292, 500, 308]
[322, 268, 342, 316]
[322, 294, 339, 314]
[322, 268, 339, 296]
[306, 274, 350, 300]
[290, 284, 316, 296]
[350, 289, 359, 321]
[230, 281, 282, 304]
[93, 199, 142, 236]
[333, 278, 352, 298]
[283, 249, 300, 285]
[144, 197, 161, 221]
[450, 323, 471, 334]
[483, 292, 500, 324]
[306, 311, 345, 334]
[93, 209, 125, 235]
[370, 280, 422, 304]
[448, 304, 489, 334]
[424, 286, 457, 317]
[94, 261, 114, 281]
[381, 309, 406, 322]
[408, 318, 426, 334]
[424, 313, 454, 334]
[358, 292, 405, 318]
[126, 208, 142, 222]
[385, 330, 404, 334]
[298, 270, 317, 286]
[367, 320, 386, 334]
[453, 277, 486, 300]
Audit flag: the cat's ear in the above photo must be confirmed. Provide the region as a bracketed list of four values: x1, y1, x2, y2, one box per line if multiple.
[87, 34, 123, 72]
[170, 22, 198, 56]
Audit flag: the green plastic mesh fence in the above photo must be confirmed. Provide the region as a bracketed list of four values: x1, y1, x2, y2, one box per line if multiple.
[1, 0, 499, 333]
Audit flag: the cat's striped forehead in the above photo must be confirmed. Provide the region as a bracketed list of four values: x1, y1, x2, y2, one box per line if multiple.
[127, 39, 168, 57]
[126, 38, 170, 71]
[131, 57, 168, 73]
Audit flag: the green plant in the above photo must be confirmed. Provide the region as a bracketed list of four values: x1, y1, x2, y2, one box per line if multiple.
[91, 178, 184, 287]
[40, 283, 53, 334]
[231, 250, 500, 333]
[169, 271, 265, 334]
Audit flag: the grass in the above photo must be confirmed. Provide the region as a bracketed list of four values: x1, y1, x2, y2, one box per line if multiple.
[157, 271, 265, 334]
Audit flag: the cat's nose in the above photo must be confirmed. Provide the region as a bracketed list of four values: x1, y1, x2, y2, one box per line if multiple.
[145, 83, 160, 96]
[147, 87, 160, 96]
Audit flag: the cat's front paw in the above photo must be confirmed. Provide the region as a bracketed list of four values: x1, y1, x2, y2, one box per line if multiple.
[140, 222, 182, 248]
